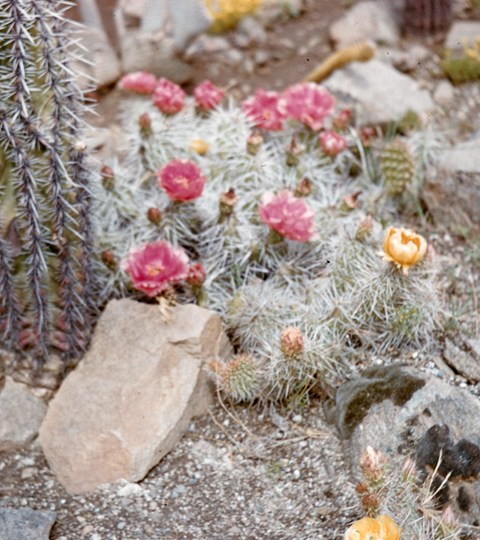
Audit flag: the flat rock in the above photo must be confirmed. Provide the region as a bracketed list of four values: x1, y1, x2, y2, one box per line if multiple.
[0, 507, 56, 540]
[325, 59, 435, 124]
[329, 1, 400, 49]
[168, 0, 212, 50]
[443, 339, 480, 382]
[437, 136, 480, 173]
[445, 21, 480, 50]
[335, 365, 480, 468]
[0, 377, 47, 451]
[39, 299, 232, 494]
[120, 31, 193, 83]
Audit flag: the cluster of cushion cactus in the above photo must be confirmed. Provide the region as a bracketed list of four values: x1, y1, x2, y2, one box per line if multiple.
[94, 72, 442, 406]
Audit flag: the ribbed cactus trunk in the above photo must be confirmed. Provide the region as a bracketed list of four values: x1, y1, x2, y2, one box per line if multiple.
[0, 0, 96, 367]
[403, 0, 453, 34]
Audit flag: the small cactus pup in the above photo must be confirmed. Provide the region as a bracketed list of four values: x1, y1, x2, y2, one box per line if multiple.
[0, 0, 96, 367]
[208, 353, 262, 403]
[380, 139, 416, 197]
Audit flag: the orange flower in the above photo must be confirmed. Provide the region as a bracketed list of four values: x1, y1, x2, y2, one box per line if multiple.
[380, 227, 427, 275]
[344, 515, 400, 540]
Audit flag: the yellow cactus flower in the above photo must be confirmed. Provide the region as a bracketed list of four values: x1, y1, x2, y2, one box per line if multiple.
[380, 226, 427, 275]
[190, 139, 209, 155]
[205, 0, 262, 31]
[344, 515, 400, 540]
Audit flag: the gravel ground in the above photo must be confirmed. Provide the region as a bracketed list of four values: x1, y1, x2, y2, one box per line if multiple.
[1, 402, 359, 539]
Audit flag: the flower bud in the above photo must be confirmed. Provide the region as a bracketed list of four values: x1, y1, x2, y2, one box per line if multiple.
[101, 250, 116, 269]
[147, 207, 162, 226]
[340, 191, 361, 211]
[138, 112, 152, 135]
[186, 263, 206, 287]
[361, 493, 379, 511]
[286, 136, 303, 166]
[190, 138, 209, 155]
[280, 327, 304, 358]
[294, 178, 312, 197]
[333, 108, 352, 130]
[219, 189, 237, 221]
[360, 446, 388, 481]
[101, 165, 115, 191]
[360, 126, 376, 147]
[355, 215, 374, 241]
[355, 482, 369, 494]
[246, 130, 264, 155]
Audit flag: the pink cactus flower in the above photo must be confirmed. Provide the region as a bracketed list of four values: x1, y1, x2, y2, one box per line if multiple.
[118, 71, 158, 94]
[186, 263, 207, 287]
[122, 241, 189, 297]
[194, 80, 225, 111]
[259, 190, 316, 242]
[319, 130, 347, 156]
[242, 89, 285, 131]
[152, 78, 186, 114]
[279, 83, 335, 131]
[157, 159, 206, 201]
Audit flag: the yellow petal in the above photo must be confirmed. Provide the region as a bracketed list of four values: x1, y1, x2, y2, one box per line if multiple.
[377, 515, 401, 540]
[344, 517, 381, 540]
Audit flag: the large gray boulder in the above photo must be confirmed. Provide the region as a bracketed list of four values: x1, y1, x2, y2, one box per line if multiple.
[325, 59, 435, 125]
[39, 299, 232, 494]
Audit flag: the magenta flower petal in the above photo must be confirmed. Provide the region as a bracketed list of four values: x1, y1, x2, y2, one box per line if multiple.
[122, 241, 189, 297]
[242, 89, 285, 131]
[194, 80, 225, 111]
[259, 190, 316, 242]
[152, 78, 186, 114]
[157, 159, 206, 202]
[118, 71, 158, 94]
[319, 130, 347, 156]
[279, 83, 335, 131]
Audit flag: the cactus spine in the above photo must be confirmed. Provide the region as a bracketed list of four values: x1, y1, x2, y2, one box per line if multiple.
[0, 0, 95, 366]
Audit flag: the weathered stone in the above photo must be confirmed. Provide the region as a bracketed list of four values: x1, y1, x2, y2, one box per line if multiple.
[325, 59, 435, 124]
[39, 299, 232, 494]
[77, 27, 121, 89]
[118, 0, 147, 29]
[329, 1, 400, 49]
[184, 35, 231, 60]
[443, 339, 480, 382]
[438, 135, 480, 174]
[120, 31, 193, 84]
[433, 80, 455, 106]
[424, 167, 480, 230]
[0, 507, 56, 540]
[445, 21, 480, 51]
[335, 365, 480, 468]
[0, 377, 47, 451]
[234, 16, 267, 48]
[168, 0, 212, 50]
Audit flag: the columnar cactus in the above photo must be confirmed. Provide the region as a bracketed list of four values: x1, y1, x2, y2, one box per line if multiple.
[0, 0, 95, 366]
[403, 0, 452, 34]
